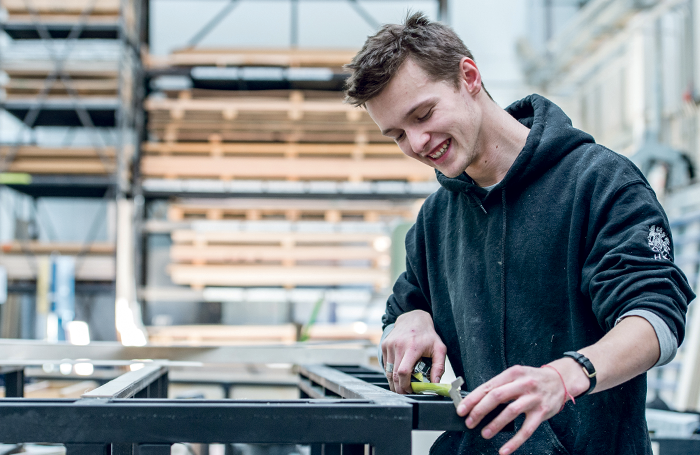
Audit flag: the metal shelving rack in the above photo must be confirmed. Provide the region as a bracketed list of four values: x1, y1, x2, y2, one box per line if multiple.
[0, 0, 146, 339]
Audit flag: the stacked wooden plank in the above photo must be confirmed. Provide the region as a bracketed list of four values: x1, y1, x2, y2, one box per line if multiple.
[0, 145, 117, 175]
[0, 40, 123, 120]
[146, 323, 382, 346]
[141, 48, 430, 341]
[166, 198, 419, 222]
[1, 0, 121, 21]
[0, 241, 116, 280]
[0, 0, 123, 98]
[142, 89, 432, 183]
[147, 324, 299, 346]
[0, 0, 132, 174]
[169, 229, 391, 289]
[165, 199, 413, 289]
[0, 0, 138, 43]
[145, 48, 359, 69]
[142, 48, 432, 184]
[164, 198, 415, 289]
[145, 90, 382, 144]
[142, 140, 433, 182]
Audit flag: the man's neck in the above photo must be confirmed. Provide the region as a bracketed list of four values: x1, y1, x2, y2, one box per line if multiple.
[466, 99, 530, 187]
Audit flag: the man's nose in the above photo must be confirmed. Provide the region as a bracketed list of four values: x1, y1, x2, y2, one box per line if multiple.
[406, 129, 430, 156]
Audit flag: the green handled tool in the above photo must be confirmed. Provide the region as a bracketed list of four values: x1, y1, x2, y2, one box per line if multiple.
[410, 357, 466, 409]
[411, 377, 466, 408]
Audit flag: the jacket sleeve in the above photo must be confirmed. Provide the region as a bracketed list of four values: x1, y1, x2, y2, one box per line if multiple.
[382, 214, 433, 330]
[581, 179, 695, 345]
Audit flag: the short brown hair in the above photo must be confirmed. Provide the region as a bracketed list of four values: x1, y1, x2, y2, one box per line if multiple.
[344, 12, 490, 107]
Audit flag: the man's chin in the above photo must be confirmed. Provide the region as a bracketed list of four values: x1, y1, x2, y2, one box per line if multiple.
[439, 168, 463, 178]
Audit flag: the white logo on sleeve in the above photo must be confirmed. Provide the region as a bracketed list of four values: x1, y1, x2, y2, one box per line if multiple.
[648, 225, 671, 260]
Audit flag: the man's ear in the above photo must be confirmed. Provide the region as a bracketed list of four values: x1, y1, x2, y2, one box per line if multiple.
[459, 57, 482, 95]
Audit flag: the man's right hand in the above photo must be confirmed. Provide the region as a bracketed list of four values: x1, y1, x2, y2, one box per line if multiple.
[381, 309, 447, 394]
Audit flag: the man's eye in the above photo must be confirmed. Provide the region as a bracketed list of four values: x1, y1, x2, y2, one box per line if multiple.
[417, 109, 433, 121]
[395, 133, 405, 142]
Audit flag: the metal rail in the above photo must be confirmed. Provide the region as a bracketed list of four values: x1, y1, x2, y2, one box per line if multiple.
[298, 364, 511, 433]
[81, 364, 167, 399]
[0, 340, 372, 365]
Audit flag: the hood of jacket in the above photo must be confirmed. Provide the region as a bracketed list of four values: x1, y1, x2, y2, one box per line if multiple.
[436, 94, 595, 196]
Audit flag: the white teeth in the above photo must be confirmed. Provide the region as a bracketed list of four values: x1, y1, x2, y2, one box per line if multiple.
[429, 139, 450, 159]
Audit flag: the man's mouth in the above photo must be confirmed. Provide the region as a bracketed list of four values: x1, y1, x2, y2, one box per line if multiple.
[428, 139, 451, 160]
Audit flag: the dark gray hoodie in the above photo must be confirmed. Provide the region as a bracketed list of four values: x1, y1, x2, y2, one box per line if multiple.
[383, 95, 695, 454]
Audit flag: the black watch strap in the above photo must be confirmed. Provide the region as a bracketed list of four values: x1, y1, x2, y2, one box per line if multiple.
[563, 351, 597, 396]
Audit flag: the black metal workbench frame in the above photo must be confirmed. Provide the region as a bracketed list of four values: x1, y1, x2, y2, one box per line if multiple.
[3, 363, 699, 454]
[0, 363, 462, 454]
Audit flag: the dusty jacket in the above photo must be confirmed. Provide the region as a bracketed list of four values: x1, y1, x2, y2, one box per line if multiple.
[383, 94, 695, 454]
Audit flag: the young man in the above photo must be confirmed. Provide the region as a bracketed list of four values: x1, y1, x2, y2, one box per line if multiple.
[344, 12, 695, 455]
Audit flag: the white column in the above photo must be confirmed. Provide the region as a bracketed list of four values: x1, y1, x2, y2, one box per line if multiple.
[115, 198, 147, 346]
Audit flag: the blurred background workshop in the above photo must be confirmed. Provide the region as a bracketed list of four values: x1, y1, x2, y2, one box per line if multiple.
[1, 0, 700, 454]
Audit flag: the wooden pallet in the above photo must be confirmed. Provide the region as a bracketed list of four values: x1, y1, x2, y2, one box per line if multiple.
[4, 77, 120, 98]
[145, 90, 387, 144]
[171, 229, 390, 264]
[1, 0, 131, 32]
[167, 199, 419, 222]
[169, 264, 388, 289]
[140, 155, 433, 182]
[145, 92, 365, 118]
[147, 324, 298, 346]
[146, 324, 381, 346]
[149, 125, 387, 144]
[1, 0, 120, 15]
[1, 240, 115, 254]
[142, 142, 403, 158]
[172, 230, 390, 243]
[1, 61, 120, 78]
[171, 244, 385, 264]
[0, 146, 119, 174]
[145, 48, 358, 69]
[169, 230, 390, 288]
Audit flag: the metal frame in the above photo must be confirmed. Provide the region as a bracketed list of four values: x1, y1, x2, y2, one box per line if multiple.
[0, 339, 373, 364]
[0, 363, 413, 454]
[0, 0, 143, 330]
[2, 361, 699, 454]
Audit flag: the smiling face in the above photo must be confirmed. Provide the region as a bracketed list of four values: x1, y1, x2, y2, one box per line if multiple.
[365, 58, 485, 179]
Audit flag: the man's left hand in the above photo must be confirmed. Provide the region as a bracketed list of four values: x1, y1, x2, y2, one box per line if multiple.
[455, 364, 570, 455]
[456, 316, 663, 454]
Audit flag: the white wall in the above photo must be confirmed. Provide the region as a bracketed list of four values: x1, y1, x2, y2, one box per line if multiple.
[450, 0, 532, 107]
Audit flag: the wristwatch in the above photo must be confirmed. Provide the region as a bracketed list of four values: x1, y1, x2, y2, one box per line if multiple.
[563, 351, 597, 396]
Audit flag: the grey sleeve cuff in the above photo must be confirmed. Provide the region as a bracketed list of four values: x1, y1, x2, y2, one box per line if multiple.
[615, 310, 678, 367]
[377, 323, 395, 368]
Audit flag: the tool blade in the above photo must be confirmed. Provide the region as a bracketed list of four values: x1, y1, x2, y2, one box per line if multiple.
[449, 376, 465, 409]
